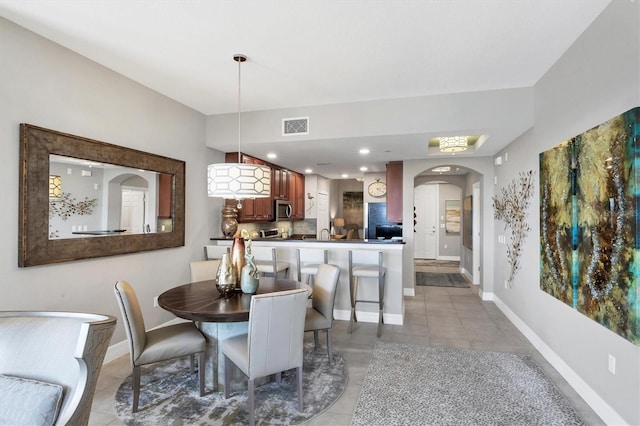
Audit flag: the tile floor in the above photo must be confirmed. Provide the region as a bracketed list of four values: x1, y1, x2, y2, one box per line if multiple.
[89, 264, 604, 425]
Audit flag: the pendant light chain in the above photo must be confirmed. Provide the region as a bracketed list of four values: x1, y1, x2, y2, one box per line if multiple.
[237, 55, 242, 163]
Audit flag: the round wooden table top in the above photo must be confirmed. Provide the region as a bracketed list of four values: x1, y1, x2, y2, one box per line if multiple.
[158, 277, 310, 323]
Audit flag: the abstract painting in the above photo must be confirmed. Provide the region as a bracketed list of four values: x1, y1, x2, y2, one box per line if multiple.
[539, 107, 639, 344]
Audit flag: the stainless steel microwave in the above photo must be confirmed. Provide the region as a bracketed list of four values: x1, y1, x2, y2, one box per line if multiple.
[275, 200, 292, 219]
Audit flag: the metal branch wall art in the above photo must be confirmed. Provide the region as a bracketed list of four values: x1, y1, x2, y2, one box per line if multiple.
[49, 192, 98, 220]
[539, 107, 639, 345]
[493, 170, 536, 286]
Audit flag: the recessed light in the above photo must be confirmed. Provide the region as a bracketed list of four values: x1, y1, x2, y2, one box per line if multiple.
[305, 168, 313, 174]
[267, 153, 277, 159]
[360, 166, 368, 172]
[341, 173, 349, 178]
[432, 166, 451, 173]
[359, 148, 370, 155]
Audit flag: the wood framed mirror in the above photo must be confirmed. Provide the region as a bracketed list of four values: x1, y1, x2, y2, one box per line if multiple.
[19, 124, 185, 267]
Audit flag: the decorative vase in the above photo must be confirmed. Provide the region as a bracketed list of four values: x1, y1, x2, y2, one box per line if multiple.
[230, 236, 246, 291]
[221, 206, 238, 238]
[240, 240, 259, 294]
[215, 253, 236, 297]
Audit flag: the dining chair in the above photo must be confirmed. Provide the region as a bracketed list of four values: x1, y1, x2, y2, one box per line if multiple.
[304, 264, 340, 363]
[190, 259, 221, 282]
[296, 248, 328, 285]
[113, 280, 206, 413]
[251, 246, 290, 278]
[204, 244, 230, 260]
[221, 288, 308, 426]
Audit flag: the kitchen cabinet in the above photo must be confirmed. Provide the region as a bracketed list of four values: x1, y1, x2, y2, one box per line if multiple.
[273, 167, 290, 200]
[386, 161, 403, 223]
[289, 171, 305, 220]
[157, 173, 173, 218]
[224, 152, 274, 222]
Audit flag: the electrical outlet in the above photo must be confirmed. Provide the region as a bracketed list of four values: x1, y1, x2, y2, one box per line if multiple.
[504, 280, 508, 289]
[608, 354, 616, 374]
[153, 296, 159, 308]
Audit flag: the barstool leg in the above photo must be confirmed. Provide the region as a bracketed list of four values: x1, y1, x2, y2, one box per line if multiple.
[377, 274, 385, 338]
[348, 276, 358, 334]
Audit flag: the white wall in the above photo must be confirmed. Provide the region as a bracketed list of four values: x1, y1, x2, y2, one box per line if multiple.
[0, 17, 224, 346]
[492, 2, 639, 424]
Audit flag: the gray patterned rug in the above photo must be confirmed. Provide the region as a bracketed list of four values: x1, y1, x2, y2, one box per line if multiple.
[115, 343, 346, 425]
[416, 272, 469, 287]
[352, 342, 585, 426]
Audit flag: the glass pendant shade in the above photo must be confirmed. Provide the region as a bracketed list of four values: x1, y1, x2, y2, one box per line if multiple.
[439, 136, 468, 153]
[207, 163, 271, 199]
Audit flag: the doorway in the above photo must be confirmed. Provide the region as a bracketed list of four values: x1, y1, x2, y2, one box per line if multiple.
[121, 189, 147, 234]
[414, 184, 438, 259]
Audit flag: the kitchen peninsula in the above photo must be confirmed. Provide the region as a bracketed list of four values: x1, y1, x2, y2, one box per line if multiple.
[206, 238, 405, 326]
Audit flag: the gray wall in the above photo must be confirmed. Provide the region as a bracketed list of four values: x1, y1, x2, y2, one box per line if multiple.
[492, 2, 639, 424]
[0, 17, 223, 346]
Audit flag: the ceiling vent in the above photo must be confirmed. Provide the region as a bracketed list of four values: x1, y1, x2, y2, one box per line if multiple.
[282, 117, 309, 136]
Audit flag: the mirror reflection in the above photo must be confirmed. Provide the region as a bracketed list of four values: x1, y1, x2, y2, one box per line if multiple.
[49, 154, 173, 239]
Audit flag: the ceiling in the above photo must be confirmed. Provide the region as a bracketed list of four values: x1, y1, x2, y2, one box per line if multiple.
[0, 0, 610, 179]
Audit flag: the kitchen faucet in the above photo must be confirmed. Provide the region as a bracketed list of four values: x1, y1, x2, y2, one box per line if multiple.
[320, 228, 330, 240]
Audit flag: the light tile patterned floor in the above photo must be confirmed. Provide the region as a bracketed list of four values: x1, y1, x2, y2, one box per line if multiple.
[89, 263, 604, 425]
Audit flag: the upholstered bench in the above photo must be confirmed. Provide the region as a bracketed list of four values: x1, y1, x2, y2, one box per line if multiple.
[0, 311, 116, 426]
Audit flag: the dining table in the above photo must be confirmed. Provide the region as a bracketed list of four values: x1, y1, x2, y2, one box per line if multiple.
[158, 277, 312, 391]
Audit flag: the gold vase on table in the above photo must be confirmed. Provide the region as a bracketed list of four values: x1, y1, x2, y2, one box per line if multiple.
[230, 236, 246, 291]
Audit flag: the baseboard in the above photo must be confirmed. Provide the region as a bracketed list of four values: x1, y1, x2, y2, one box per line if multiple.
[460, 267, 472, 282]
[103, 317, 187, 364]
[404, 287, 415, 297]
[436, 255, 460, 261]
[492, 296, 625, 426]
[333, 309, 403, 325]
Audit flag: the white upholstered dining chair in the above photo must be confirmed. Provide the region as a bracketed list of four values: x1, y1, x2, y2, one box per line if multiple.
[220, 288, 308, 426]
[190, 259, 221, 282]
[113, 280, 206, 412]
[304, 263, 340, 362]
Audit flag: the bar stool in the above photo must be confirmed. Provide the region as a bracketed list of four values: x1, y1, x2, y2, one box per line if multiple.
[296, 248, 328, 286]
[348, 250, 385, 337]
[251, 246, 290, 278]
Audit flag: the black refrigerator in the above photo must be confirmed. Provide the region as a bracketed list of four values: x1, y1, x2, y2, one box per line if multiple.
[366, 202, 402, 240]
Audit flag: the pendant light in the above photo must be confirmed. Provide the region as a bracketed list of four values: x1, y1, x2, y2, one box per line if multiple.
[438, 136, 468, 153]
[207, 54, 271, 209]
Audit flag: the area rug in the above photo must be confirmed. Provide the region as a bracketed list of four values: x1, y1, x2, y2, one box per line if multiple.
[115, 343, 346, 425]
[414, 259, 460, 268]
[352, 342, 585, 426]
[416, 272, 469, 287]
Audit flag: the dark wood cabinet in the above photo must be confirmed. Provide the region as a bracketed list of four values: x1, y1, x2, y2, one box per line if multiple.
[222, 152, 306, 223]
[290, 172, 305, 219]
[157, 173, 173, 218]
[224, 152, 274, 222]
[386, 161, 403, 223]
[272, 168, 290, 200]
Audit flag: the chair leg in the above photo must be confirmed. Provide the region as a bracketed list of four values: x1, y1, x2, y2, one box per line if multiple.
[223, 355, 231, 399]
[132, 365, 141, 413]
[296, 366, 303, 412]
[189, 353, 195, 373]
[198, 351, 206, 396]
[326, 328, 333, 364]
[248, 378, 255, 426]
[313, 330, 319, 349]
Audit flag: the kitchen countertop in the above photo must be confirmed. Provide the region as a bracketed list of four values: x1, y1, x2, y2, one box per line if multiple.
[209, 236, 404, 244]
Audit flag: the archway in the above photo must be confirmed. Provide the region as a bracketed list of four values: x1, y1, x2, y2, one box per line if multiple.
[402, 157, 494, 299]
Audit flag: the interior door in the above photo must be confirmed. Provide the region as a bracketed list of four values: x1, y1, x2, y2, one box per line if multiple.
[316, 192, 329, 238]
[121, 189, 146, 234]
[414, 184, 438, 259]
